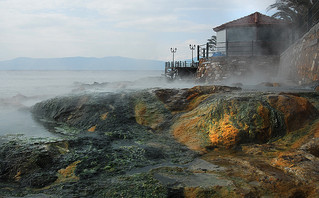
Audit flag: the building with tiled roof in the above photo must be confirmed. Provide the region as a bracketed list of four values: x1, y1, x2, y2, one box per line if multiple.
[213, 12, 290, 56]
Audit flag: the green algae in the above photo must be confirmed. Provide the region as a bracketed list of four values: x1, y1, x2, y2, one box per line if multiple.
[2, 88, 319, 197]
[102, 173, 167, 198]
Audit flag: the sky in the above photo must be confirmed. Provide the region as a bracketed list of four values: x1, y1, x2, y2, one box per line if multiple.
[0, 0, 276, 61]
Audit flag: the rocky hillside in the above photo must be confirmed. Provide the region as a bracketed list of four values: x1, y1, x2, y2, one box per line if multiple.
[1, 85, 319, 197]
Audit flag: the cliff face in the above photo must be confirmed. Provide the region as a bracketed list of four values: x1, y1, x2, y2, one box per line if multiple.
[1, 86, 319, 197]
[279, 22, 319, 85]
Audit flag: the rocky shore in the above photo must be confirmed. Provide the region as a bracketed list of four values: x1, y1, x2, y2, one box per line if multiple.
[1, 85, 319, 197]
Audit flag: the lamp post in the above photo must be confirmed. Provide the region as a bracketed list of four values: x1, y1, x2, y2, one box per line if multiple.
[189, 44, 196, 66]
[170, 48, 177, 67]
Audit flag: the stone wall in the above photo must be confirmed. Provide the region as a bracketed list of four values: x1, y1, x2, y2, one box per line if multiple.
[279, 23, 319, 85]
[196, 56, 279, 84]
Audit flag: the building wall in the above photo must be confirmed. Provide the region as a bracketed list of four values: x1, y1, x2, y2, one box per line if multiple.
[227, 26, 257, 42]
[215, 25, 290, 57]
[196, 56, 279, 84]
[216, 30, 226, 54]
[279, 23, 319, 85]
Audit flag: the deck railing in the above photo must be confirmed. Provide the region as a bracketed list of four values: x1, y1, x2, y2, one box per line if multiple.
[165, 61, 198, 68]
[197, 40, 287, 60]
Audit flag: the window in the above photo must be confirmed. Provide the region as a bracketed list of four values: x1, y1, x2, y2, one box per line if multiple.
[227, 27, 257, 42]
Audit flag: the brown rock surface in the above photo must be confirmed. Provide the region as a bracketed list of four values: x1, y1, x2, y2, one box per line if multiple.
[267, 94, 319, 132]
[154, 85, 240, 113]
[171, 105, 212, 153]
[8, 86, 319, 197]
[171, 94, 282, 151]
[171, 92, 319, 151]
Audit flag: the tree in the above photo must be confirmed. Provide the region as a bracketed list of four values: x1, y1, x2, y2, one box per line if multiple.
[207, 35, 217, 51]
[267, 0, 314, 26]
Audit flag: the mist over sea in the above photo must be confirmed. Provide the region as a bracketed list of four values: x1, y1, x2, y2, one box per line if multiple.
[0, 70, 167, 137]
[0, 70, 163, 98]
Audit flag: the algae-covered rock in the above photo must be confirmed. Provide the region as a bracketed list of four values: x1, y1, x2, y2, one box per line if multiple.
[3, 86, 319, 197]
[0, 138, 64, 188]
[154, 85, 241, 113]
[172, 94, 285, 151]
[32, 93, 138, 134]
[171, 105, 212, 153]
[32, 91, 174, 135]
[207, 95, 285, 149]
[0, 89, 199, 197]
[171, 92, 319, 151]
[133, 91, 171, 130]
[267, 93, 319, 132]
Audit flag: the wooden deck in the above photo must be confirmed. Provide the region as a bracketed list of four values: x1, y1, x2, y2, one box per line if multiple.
[165, 61, 198, 80]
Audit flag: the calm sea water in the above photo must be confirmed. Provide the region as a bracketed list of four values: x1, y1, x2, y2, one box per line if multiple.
[0, 70, 165, 137]
[0, 70, 162, 99]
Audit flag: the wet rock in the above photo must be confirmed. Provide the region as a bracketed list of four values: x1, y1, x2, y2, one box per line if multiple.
[172, 91, 319, 151]
[32, 93, 139, 135]
[300, 138, 319, 157]
[133, 91, 171, 130]
[231, 82, 243, 87]
[171, 104, 212, 152]
[172, 93, 286, 151]
[0, 139, 64, 189]
[258, 82, 281, 87]
[154, 85, 241, 113]
[271, 150, 319, 183]
[2, 86, 319, 197]
[267, 93, 319, 132]
[143, 146, 165, 160]
[207, 95, 285, 149]
[21, 172, 58, 188]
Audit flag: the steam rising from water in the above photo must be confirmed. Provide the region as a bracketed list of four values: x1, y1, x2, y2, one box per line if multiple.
[0, 70, 199, 137]
[1, 69, 310, 138]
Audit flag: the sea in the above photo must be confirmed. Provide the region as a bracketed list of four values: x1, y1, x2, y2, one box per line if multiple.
[0, 70, 196, 138]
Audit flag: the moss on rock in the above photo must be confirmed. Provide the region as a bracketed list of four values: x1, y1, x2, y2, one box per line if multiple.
[2, 86, 319, 197]
[171, 92, 318, 151]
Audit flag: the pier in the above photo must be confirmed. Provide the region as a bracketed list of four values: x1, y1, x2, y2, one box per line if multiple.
[164, 61, 198, 80]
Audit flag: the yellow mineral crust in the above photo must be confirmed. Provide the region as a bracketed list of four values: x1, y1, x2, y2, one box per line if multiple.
[209, 114, 239, 149]
[56, 160, 81, 183]
[134, 102, 165, 130]
[88, 125, 97, 132]
[100, 112, 108, 120]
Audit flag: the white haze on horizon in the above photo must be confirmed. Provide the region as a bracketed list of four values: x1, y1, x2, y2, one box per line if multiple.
[0, 70, 199, 138]
[0, 70, 198, 99]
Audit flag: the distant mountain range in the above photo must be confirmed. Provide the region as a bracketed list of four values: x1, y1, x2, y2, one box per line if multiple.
[0, 56, 165, 70]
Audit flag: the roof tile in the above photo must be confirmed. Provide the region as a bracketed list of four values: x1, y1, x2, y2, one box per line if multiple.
[213, 12, 288, 32]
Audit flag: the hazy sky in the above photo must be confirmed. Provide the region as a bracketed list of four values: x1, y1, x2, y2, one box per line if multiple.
[0, 0, 275, 61]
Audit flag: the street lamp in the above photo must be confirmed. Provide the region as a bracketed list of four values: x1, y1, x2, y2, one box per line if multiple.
[189, 44, 196, 66]
[170, 48, 177, 67]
